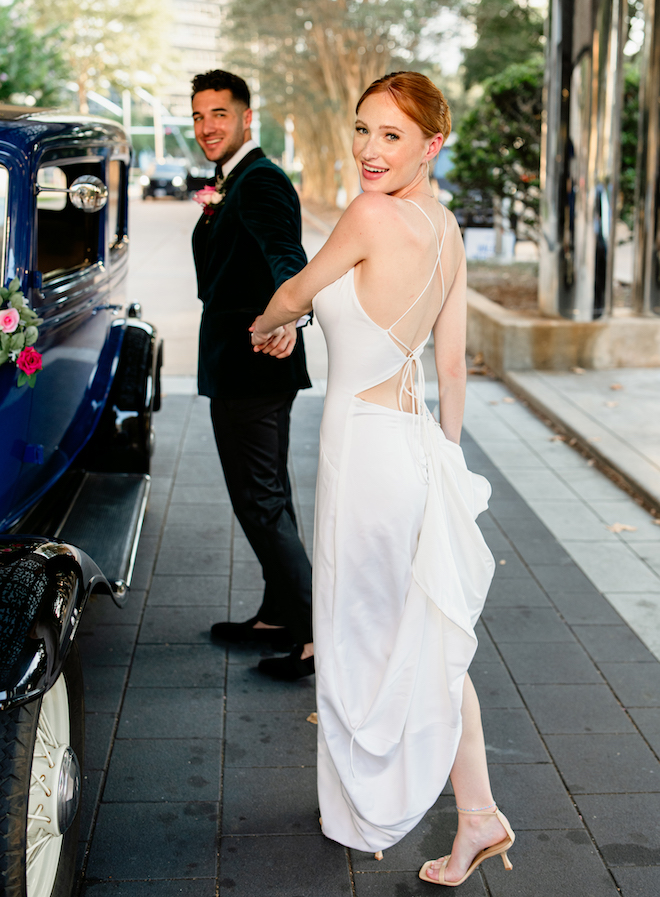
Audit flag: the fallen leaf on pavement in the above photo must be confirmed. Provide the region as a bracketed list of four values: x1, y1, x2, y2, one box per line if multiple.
[473, 352, 484, 364]
[502, 397, 516, 404]
[587, 459, 595, 466]
[571, 367, 585, 374]
[588, 436, 602, 442]
[499, 559, 507, 565]
[489, 400, 499, 405]
[549, 435, 565, 442]
[468, 368, 487, 375]
[604, 401, 619, 407]
[610, 383, 623, 390]
[606, 523, 638, 533]
[307, 712, 318, 725]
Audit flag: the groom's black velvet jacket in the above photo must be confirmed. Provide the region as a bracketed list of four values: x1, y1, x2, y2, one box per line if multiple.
[192, 147, 311, 398]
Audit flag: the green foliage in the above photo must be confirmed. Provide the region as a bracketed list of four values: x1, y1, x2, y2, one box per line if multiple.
[259, 108, 285, 160]
[24, 0, 174, 109]
[448, 56, 543, 236]
[620, 64, 640, 229]
[461, 0, 544, 90]
[0, 2, 70, 106]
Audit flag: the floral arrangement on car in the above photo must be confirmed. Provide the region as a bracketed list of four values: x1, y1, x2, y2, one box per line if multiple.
[192, 176, 226, 216]
[0, 278, 44, 388]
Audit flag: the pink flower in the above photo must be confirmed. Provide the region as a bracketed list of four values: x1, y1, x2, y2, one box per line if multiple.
[1, 307, 20, 333]
[193, 185, 219, 206]
[16, 346, 42, 376]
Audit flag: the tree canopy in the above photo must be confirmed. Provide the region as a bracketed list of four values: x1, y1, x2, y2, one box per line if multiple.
[461, 0, 544, 91]
[0, 2, 70, 107]
[23, 0, 173, 113]
[448, 56, 543, 238]
[224, 0, 450, 205]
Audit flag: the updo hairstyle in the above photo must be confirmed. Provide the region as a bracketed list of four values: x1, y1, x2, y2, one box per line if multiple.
[356, 71, 451, 143]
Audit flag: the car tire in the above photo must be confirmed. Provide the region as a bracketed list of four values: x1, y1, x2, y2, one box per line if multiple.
[0, 645, 84, 897]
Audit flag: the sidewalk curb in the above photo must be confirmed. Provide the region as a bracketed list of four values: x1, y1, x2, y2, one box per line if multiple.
[504, 369, 660, 514]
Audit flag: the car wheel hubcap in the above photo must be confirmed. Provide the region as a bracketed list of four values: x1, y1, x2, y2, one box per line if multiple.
[26, 673, 78, 897]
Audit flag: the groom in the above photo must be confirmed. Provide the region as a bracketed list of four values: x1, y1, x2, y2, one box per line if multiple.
[191, 69, 314, 680]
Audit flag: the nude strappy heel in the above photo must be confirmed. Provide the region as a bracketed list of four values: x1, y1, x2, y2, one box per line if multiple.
[418, 804, 515, 886]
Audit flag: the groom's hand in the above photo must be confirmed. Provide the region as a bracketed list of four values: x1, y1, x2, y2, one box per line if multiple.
[259, 322, 297, 358]
[249, 319, 297, 358]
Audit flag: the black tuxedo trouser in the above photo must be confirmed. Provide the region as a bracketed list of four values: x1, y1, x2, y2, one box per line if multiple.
[210, 392, 312, 645]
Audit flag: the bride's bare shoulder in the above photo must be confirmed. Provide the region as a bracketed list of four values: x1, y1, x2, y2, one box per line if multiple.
[339, 193, 410, 247]
[343, 190, 398, 222]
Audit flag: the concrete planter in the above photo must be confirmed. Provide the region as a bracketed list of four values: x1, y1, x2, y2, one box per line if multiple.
[466, 288, 660, 376]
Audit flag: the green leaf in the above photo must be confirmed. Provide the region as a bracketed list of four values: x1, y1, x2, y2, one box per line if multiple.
[19, 306, 37, 321]
[27, 372, 37, 388]
[11, 293, 27, 310]
[7, 277, 20, 294]
[0, 348, 9, 365]
[0, 288, 8, 301]
[9, 332, 26, 352]
[17, 370, 27, 387]
[25, 326, 39, 346]
[0, 332, 8, 350]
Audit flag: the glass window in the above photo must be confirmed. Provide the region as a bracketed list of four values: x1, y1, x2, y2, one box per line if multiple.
[107, 159, 126, 250]
[36, 160, 103, 282]
[37, 166, 67, 211]
[0, 164, 7, 283]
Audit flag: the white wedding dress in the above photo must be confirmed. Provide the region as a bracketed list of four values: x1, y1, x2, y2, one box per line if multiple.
[311, 201, 495, 853]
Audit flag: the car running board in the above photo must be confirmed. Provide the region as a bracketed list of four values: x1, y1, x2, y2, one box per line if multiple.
[55, 472, 151, 607]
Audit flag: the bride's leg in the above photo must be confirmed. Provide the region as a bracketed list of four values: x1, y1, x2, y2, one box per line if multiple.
[425, 674, 508, 883]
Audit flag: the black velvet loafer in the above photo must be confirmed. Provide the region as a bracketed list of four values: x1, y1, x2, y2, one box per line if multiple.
[210, 616, 294, 649]
[258, 645, 315, 681]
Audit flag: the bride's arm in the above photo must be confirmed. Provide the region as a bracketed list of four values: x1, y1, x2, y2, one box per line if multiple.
[250, 192, 390, 350]
[433, 239, 467, 445]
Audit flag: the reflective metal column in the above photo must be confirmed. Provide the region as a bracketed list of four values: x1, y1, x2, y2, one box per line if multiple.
[539, 0, 625, 319]
[632, 0, 660, 316]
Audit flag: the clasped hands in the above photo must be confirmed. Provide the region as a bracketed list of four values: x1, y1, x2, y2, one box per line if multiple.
[249, 317, 297, 359]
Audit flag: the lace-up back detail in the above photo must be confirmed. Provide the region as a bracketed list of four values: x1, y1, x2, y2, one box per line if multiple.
[356, 200, 448, 417]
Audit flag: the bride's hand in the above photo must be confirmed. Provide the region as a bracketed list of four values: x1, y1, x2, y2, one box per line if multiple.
[250, 319, 297, 358]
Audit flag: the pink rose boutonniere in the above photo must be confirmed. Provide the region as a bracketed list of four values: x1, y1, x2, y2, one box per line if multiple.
[0, 277, 44, 388]
[193, 181, 226, 216]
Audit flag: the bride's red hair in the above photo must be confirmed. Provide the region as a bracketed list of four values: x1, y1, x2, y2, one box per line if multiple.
[356, 71, 451, 142]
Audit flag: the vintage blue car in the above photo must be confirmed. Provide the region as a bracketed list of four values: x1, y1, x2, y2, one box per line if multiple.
[0, 107, 162, 897]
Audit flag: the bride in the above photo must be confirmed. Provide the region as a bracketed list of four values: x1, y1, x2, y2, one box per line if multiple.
[250, 71, 514, 887]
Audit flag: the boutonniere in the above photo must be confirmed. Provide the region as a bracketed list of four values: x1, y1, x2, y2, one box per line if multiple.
[193, 174, 228, 216]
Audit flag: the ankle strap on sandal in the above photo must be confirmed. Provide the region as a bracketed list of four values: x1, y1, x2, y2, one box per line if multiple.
[456, 803, 497, 814]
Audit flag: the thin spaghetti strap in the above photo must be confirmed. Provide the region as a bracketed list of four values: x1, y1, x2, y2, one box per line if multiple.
[388, 200, 448, 335]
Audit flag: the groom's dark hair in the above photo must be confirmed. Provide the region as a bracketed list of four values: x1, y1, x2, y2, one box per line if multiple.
[191, 69, 251, 108]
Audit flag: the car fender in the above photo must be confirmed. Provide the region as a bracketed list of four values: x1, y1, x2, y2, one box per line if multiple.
[0, 535, 112, 711]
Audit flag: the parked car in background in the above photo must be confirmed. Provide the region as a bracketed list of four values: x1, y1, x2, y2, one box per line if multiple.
[0, 107, 162, 897]
[432, 144, 494, 230]
[140, 161, 188, 199]
[186, 163, 215, 196]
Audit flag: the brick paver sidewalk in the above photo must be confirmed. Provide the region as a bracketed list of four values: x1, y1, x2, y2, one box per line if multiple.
[74, 392, 660, 897]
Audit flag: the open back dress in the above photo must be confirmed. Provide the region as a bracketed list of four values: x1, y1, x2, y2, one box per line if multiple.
[311, 200, 495, 853]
